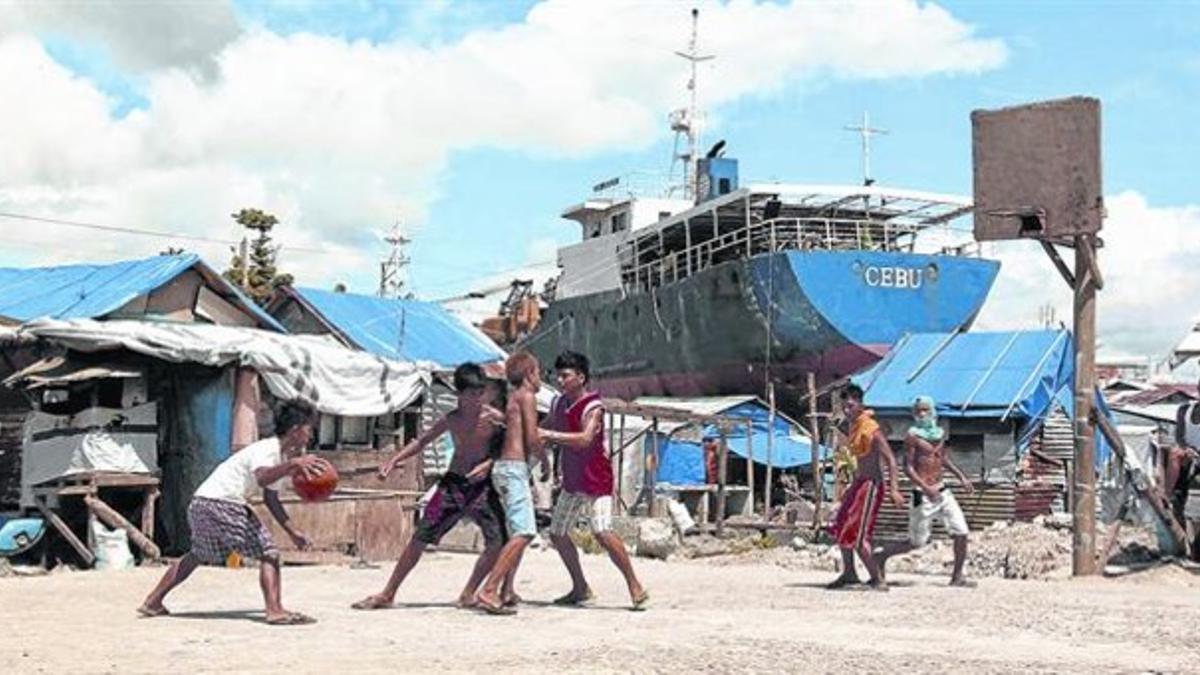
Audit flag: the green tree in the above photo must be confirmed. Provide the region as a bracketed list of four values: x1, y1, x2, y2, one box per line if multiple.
[223, 208, 293, 305]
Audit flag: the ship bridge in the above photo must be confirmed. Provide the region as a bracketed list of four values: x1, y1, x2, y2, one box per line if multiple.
[616, 183, 975, 295]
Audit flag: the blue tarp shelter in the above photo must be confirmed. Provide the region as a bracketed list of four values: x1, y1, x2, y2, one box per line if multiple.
[0, 253, 283, 331]
[852, 329, 1110, 467]
[638, 396, 825, 486]
[280, 287, 506, 369]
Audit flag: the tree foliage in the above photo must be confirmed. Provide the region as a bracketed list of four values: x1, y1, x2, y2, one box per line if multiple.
[223, 208, 293, 305]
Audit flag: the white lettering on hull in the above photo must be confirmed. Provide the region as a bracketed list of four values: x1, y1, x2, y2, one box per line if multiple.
[863, 266, 924, 289]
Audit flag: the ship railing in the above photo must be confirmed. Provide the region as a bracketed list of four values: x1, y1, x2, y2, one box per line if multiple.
[620, 215, 966, 293]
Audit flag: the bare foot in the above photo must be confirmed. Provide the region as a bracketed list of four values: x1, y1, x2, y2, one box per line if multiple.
[350, 594, 394, 610]
[502, 592, 522, 608]
[456, 595, 479, 610]
[137, 604, 170, 618]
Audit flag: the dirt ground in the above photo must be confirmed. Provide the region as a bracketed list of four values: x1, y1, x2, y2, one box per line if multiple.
[3, 547, 1200, 674]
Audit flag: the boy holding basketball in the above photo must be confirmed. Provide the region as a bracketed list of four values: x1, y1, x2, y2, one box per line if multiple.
[139, 402, 330, 625]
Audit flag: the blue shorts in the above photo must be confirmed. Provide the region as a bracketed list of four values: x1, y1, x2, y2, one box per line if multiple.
[491, 460, 536, 538]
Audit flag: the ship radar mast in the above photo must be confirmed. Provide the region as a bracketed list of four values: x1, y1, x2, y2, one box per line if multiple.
[668, 8, 714, 199]
[844, 111, 889, 186]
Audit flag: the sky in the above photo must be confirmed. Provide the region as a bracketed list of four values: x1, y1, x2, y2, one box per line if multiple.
[2, 0, 1199, 369]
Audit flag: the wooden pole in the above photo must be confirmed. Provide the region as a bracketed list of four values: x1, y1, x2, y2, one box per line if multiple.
[1072, 233, 1098, 576]
[85, 495, 162, 559]
[764, 382, 776, 523]
[648, 418, 661, 517]
[807, 373, 822, 530]
[716, 427, 729, 536]
[35, 499, 95, 567]
[745, 420, 754, 517]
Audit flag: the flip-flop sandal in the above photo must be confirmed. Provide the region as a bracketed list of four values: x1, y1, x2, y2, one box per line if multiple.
[630, 590, 650, 612]
[948, 579, 977, 588]
[268, 612, 317, 625]
[351, 595, 393, 611]
[136, 606, 170, 618]
[503, 593, 523, 608]
[824, 577, 862, 590]
[552, 589, 595, 606]
[476, 597, 517, 616]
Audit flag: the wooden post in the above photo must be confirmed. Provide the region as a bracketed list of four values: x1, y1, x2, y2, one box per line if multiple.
[1072, 234, 1098, 576]
[744, 420, 754, 517]
[142, 487, 159, 542]
[716, 427, 729, 536]
[616, 413, 626, 516]
[35, 499, 95, 567]
[85, 495, 162, 559]
[764, 382, 776, 523]
[648, 418, 661, 517]
[807, 373, 822, 530]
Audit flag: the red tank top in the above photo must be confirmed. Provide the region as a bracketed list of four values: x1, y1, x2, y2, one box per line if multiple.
[553, 391, 612, 497]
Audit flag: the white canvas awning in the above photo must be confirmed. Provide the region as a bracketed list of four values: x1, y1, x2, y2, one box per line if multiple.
[17, 319, 432, 416]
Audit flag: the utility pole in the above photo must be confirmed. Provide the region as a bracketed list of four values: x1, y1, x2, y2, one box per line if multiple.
[844, 111, 888, 186]
[379, 221, 411, 299]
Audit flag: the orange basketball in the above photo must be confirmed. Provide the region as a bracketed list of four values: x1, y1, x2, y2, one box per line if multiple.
[292, 464, 339, 502]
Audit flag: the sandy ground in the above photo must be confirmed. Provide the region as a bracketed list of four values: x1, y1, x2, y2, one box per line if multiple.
[3, 548, 1200, 674]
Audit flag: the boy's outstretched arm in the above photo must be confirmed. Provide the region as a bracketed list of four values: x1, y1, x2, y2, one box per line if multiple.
[263, 488, 310, 549]
[542, 408, 603, 450]
[875, 431, 904, 507]
[379, 416, 449, 479]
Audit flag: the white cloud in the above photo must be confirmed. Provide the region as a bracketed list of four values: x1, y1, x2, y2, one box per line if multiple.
[972, 191, 1200, 362]
[0, 0, 1005, 298]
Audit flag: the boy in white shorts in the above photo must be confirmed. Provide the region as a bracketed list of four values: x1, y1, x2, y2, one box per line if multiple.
[877, 396, 976, 587]
[541, 351, 648, 610]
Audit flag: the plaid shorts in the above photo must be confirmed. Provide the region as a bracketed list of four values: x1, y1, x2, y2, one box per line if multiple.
[188, 497, 278, 565]
[549, 491, 613, 537]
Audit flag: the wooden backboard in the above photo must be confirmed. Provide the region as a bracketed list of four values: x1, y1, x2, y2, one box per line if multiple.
[972, 97, 1102, 242]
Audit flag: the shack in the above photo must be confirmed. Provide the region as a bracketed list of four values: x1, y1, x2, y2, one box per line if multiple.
[853, 328, 1112, 538]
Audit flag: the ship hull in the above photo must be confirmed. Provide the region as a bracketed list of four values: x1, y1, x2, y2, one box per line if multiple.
[526, 250, 999, 401]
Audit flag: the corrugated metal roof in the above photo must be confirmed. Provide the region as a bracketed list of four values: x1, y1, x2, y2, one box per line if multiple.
[854, 329, 1074, 419]
[633, 395, 759, 418]
[291, 287, 505, 369]
[0, 253, 283, 331]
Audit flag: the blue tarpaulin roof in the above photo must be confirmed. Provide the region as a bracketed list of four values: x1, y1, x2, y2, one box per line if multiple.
[0, 253, 283, 331]
[292, 287, 505, 369]
[853, 329, 1110, 466]
[647, 398, 826, 485]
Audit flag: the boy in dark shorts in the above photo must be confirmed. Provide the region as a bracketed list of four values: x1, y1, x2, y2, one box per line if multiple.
[352, 362, 515, 610]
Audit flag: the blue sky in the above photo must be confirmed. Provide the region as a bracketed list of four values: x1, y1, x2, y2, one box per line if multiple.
[3, 0, 1200, 360]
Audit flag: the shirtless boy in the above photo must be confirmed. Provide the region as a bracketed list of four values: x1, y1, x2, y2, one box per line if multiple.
[876, 395, 976, 587]
[352, 362, 514, 610]
[826, 384, 904, 591]
[475, 351, 548, 615]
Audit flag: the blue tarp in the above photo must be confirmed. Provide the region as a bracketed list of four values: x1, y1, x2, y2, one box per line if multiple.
[294, 287, 505, 369]
[0, 253, 283, 331]
[853, 329, 1110, 467]
[653, 400, 824, 485]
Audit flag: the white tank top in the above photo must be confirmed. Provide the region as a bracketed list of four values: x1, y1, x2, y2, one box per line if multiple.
[1183, 402, 1200, 450]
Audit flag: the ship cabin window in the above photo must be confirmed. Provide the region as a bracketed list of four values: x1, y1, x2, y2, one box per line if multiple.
[718, 178, 731, 195]
[658, 211, 672, 221]
[610, 212, 628, 234]
[589, 224, 602, 239]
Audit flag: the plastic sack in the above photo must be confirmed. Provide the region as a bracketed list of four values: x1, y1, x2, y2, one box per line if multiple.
[91, 520, 134, 570]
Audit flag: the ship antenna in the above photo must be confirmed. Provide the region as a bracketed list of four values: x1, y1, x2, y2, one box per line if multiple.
[844, 111, 888, 186]
[669, 8, 714, 199]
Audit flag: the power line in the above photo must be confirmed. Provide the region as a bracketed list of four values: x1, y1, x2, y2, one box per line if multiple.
[0, 211, 328, 254]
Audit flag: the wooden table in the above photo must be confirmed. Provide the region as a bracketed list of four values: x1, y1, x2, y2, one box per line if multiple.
[31, 472, 161, 567]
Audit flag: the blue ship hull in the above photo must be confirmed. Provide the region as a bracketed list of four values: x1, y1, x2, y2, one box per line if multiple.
[528, 250, 999, 400]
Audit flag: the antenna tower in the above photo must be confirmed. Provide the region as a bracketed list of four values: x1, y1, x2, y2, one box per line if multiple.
[844, 111, 889, 186]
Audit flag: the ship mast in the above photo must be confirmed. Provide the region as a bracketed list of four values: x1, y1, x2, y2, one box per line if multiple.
[844, 111, 888, 186]
[669, 8, 714, 199]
